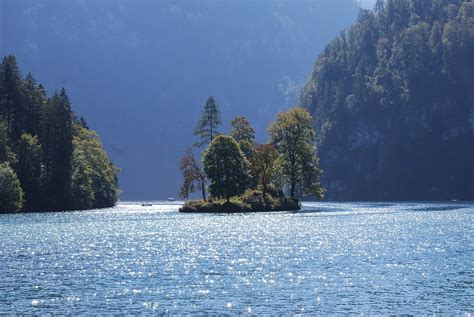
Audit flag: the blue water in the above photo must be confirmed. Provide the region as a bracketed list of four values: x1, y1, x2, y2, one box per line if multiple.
[0, 202, 473, 314]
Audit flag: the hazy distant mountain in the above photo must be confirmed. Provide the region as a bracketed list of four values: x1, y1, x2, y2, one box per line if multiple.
[300, 0, 474, 200]
[1, 0, 360, 199]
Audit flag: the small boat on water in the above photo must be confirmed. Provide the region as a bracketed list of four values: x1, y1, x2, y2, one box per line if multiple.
[167, 197, 176, 202]
[141, 202, 153, 206]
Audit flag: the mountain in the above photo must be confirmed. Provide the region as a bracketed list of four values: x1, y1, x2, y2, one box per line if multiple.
[0, 0, 360, 200]
[300, 0, 474, 200]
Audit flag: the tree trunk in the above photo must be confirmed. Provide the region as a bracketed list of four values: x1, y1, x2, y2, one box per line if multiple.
[210, 117, 213, 142]
[290, 166, 296, 198]
[201, 179, 207, 202]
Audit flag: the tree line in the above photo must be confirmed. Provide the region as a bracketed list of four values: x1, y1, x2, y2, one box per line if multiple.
[0, 55, 120, 212]
[180, 96, 324, 206]
[300, 0, 474, 200]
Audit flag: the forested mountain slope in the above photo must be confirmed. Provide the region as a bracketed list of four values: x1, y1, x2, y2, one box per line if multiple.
[1, 0, 360, 199]
[300, 0, 474, 200]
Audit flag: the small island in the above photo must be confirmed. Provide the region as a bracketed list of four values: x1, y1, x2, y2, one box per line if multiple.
[179, 97, 324, 213]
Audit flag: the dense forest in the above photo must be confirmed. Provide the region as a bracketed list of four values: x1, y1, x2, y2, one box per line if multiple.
[0, 55, 120, 212]
[300, 0, 474, 200]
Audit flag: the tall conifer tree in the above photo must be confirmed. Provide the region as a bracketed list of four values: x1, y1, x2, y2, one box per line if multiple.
[194, 96, 221, 147]
[41, 89, 73, 210]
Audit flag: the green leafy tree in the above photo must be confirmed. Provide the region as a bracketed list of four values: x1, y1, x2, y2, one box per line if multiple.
[203, 135, 249, 201]
[15, 133, 43, 210]
[250, 143, 279, 199]
[194, 96, 221, 147]
[230, 116, 255, 143]
[269, 107, 323, 198]
[71, 127, 120, 209]
[179, 149, 207, 201]
[0, 162, 24, 212]
[230, 116, 255, 159]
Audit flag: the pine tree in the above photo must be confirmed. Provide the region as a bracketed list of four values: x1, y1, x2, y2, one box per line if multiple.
[194, 96, 221, 147]
[0, 119, 15, 164]
[22, 73, 45, 138]
[15, 133, 43, 211]
[0, 55, 26, 143]
[41, 89, 73, 210]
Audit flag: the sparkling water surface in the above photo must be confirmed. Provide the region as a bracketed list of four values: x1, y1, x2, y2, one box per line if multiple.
[0, 202, 473, 314]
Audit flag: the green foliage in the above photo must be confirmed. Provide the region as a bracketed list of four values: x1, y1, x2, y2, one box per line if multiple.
[0, 119, 15, 164]
[230, 116, 256, 159]
[0, 55, 25, 143]
[300, 0, 474, 200]
[0, 162, 24, 212]
[71, 127, 120, 209]
[179, 199, 251, 213]
[269, 107, 323, 198]
[15, 133, 43, 210]
[194, 96, 221, 147]
[249, 144, 279, 198]
[179, 148, 207, 201]
[203, 135, 250, 201]
[0, 54, 120, 211]
[41, 89, 74, 210]
[22, 73, 45, 138]
[230, 116, 255, 143]
[179, 188, 300, 213]
[237, 139, 254, 160]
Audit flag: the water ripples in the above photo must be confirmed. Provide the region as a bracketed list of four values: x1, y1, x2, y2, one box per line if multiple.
[0, 201, 473, 314]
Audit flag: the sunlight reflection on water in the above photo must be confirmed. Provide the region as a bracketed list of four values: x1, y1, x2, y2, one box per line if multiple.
[0, 201, 472, 314]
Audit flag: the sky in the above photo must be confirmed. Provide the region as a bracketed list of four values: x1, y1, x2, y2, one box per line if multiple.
[359, 0, 377, 9]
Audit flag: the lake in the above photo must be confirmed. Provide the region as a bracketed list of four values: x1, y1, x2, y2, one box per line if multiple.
[0, 202, 472, 314]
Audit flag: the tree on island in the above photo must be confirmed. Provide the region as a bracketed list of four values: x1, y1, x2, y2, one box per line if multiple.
[203, 135, 249, 202]
[0, 162, 24, 212]
[180, 103, 324, 212]
[179, 149, 207, 201]
[250, 143, 279, 199]
[230, 116, 255, 159]
[194, 96, 221, 147]
[230, 116, 255, 143]
[269, 107, 323, 198]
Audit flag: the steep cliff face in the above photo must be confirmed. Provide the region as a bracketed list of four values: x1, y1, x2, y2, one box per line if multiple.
[300, 0, 474, 200]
